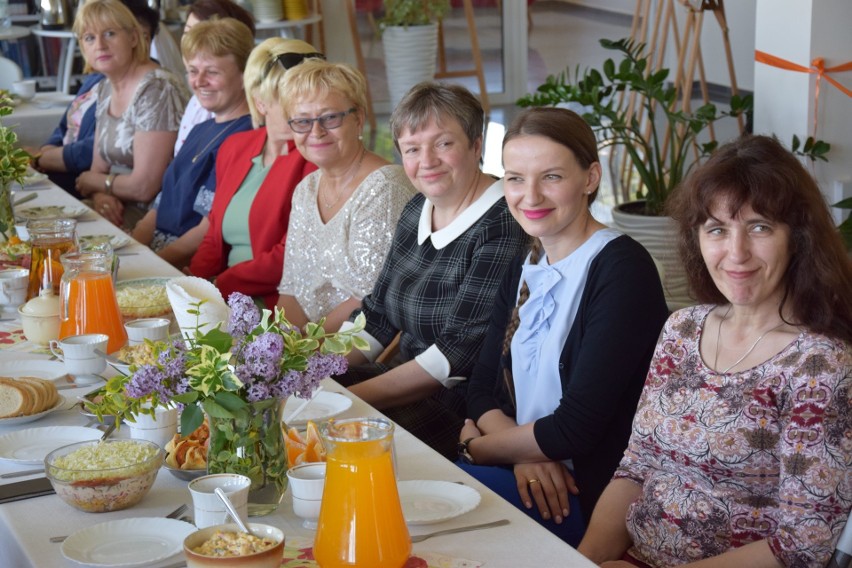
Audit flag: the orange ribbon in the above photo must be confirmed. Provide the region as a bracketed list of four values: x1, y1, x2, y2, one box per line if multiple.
[755, 50, 852, 137]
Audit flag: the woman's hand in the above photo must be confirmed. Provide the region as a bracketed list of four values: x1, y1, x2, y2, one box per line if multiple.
[91, 193, 124, 226]
[459, 418, 482, 442]
[75, 171, 104, 198]
[514, 461, 578, 524]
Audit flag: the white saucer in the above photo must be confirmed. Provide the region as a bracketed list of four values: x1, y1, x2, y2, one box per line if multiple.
[0, 426, 102, 464]
[281, 391, 352, 426]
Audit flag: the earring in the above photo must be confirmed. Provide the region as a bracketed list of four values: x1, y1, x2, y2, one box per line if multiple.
[358, 133, 363, 141]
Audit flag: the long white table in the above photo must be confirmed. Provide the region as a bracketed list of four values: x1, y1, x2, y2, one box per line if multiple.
[2, 93, 74, 148]
[0, 182, 595, 567]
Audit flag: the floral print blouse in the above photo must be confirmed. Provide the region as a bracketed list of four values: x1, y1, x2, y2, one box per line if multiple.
[616, 304, 852, 567]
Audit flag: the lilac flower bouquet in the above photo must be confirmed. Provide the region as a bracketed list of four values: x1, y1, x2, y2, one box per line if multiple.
[92, 292, 368, 435]
[91, 292, 367, 513]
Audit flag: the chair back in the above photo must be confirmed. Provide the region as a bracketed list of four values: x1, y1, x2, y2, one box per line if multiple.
[827, 514, 852, 568]
[0, 57, 24, 90]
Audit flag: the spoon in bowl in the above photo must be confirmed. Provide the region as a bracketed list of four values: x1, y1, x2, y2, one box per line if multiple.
[214, 487, 254, 536]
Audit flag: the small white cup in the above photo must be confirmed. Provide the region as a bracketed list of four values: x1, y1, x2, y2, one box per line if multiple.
[125, 318, 170, 346]
[188, 473, 251, 529]
[11, 79, 36, 101]
[129, 405, 178, 448]
[287, 462, 325, 529]
[49, 333, 108, 377]
[0, 268, 28, 308]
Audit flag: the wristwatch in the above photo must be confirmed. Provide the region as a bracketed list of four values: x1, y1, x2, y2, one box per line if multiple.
[457, 437, 476, 465]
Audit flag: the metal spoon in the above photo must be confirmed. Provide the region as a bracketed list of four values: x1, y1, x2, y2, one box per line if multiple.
[12, 192, 38, 207]
[214, 487, 254, 536]
[410, 519, 510, 543]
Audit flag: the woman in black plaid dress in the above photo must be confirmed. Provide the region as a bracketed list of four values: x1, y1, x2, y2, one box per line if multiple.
[336, 83, 528, 459]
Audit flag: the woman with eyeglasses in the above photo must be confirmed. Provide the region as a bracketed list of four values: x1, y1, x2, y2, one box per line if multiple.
[72, 0, 189, 230]
[131, 18, 254, 267]
[187, 39, 321, 307]
[273, 60, 415, 331]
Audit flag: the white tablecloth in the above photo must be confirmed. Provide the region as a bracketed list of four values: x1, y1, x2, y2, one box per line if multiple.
[0, 182, 596, 568]
[1, 93, 73, 149]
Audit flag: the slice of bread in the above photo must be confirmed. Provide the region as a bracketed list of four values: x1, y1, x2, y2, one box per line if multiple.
[0, 379, 28, 418]
[18, 377, 53, 413]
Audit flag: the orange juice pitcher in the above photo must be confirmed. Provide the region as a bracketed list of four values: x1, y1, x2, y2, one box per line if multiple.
[314, 418, 410, 568]
[59, 250, 127, 353]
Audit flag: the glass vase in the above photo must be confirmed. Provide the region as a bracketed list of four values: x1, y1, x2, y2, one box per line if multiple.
[206, 397, 288, 516]
[0, 181, 16, 243]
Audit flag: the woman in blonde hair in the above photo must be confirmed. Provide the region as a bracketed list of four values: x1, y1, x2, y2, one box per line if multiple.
[188, 38, 321, 307]
[274, 60, 415, 330]
[132, 17, 255, 267]
[458, 107, 667, 546]
[73, 0, 188, 230]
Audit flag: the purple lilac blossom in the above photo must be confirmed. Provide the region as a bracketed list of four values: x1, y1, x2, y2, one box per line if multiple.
[227, 292, 261, 338]
[126, 365, 166, 399]
[239, 332, 284, 382]
[271, 369, 304, 399]
[246, 381, 272, 402]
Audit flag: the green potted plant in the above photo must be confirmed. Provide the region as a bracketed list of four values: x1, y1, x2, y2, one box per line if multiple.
[0, 92, 32, 242]
[380, 0, 450, 109]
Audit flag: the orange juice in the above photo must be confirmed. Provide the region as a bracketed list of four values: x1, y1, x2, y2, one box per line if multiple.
[59, 271, 127, 353]
[314, 419, 410, 568]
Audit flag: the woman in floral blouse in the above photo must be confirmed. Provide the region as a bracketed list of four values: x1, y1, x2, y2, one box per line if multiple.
[578, 135, 852, 568]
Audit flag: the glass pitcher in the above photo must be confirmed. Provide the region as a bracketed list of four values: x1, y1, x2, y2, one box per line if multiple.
[314, 418, 410, 568]
[26, 218, 78, 301]
[58, 250, 127, 353]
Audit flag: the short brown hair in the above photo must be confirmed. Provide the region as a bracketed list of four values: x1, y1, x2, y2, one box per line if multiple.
[180, 18, 254, 71]
[668, 134, 852, 343]
[389, 82, 483, 153]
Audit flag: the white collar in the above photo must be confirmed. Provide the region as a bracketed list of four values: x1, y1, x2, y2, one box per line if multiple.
[417, 179, 504, 249]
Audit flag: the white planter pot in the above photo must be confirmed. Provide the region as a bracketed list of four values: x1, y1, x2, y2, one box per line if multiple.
[611, 203, 694, 311]
[382, 24, 438, 111]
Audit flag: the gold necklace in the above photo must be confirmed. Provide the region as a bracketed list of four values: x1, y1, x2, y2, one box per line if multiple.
[320, 146, 367, 209]
[713, 305, 786, 374]
[192, 119, 241, 163]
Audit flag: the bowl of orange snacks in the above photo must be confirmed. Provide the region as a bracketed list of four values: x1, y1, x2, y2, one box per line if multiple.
[284, 421, 325, 468]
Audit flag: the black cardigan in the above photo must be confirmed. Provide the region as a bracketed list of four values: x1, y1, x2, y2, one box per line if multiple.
[466, 235, 669, 523]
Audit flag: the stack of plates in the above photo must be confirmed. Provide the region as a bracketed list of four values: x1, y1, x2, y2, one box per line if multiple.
[283, 0, 308, 20]
[253, 0, 283, 22]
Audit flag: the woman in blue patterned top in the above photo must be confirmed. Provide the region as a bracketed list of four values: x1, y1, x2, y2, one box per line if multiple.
[338, 82, 528, 459]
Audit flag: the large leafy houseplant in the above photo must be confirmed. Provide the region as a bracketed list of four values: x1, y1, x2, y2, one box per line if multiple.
[518, 38, 752, 216]
[0, 92, 32, 242]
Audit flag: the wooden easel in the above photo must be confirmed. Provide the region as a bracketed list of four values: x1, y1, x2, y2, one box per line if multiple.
[612, 0, 745, 202]
[345, 0, 377, 134]
[435, 0, 490, 116]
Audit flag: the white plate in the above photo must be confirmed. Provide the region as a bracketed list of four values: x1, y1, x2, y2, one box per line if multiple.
[0, 394, 66, 426]
[0, 426, 101, 464]
[397, 480, 481, 525]
[21, 167, 49, 186]
[281, 391, 352, 425]
[16, 205, 90, 221]
[1, 360, 67, 380]
[61, 517, 195, 568]
[79, 234, 132, 250]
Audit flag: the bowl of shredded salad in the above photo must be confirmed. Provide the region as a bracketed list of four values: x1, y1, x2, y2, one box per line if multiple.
[45, 439, 164, 512]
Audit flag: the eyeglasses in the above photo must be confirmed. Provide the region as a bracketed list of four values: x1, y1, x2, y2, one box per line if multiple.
[261, 51, 325, 80]
[288, 108, 357, 133]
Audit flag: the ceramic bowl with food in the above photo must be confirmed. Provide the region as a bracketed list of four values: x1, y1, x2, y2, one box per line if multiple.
[45, 439, 164, 512]
[164, 463, 208, 481]
[115, 278, 174, 322]
[183, 523, 284, 568]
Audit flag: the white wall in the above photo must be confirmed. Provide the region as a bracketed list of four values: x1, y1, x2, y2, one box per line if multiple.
[754, 0, 852, 218]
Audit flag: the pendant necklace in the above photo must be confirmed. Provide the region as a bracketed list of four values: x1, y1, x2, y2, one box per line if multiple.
[713, 305, 786, 374]
[321, 146, 367, 209]
[192, 119, 241, 163]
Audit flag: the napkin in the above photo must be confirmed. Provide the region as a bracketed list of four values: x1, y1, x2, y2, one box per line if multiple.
[165, 277, 230, 339]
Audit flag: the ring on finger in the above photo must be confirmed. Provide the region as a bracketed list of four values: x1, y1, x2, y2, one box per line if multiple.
[528, 479, 540, 485]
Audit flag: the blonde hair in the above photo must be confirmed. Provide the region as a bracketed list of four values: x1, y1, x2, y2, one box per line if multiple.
[73, 0, 148, 74]
[277, 59, 367, 118]
[180, 18, 254, 72]
[243, 38, 320, 127]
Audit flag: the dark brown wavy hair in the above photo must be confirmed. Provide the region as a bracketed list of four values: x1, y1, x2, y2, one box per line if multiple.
[667, 134, 852, 344]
